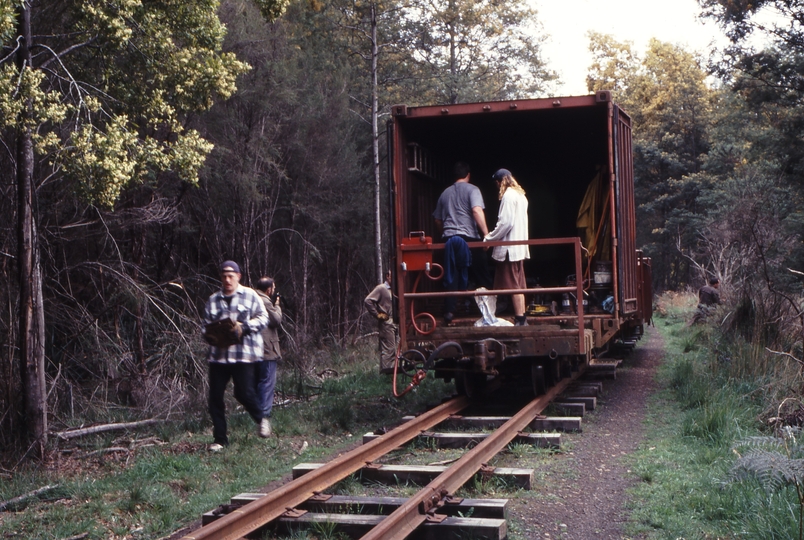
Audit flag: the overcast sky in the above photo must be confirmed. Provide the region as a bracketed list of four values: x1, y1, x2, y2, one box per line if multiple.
[528, 0, 730, 96]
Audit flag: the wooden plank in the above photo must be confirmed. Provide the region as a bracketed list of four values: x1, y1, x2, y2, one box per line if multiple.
[203, 511, 507, 539]
[569, 383, 602, 396]
[589, 358, 622, 367]
[227, 493, 508, 518]
[587, 369, 616, 380]
[585, 363, 618, 380]
[362, 431, 560, 449]
[270, 513, 507, 540]
[552, 402, 585, 416]
[559, 396, 596, 410]
[404, 415, 581, 433]
[578, 380, 604, 392]
[293, 463, 534, 489]
[410, 414, 582, 432]
[402, 414, 509, 429]
[530, 416, 582, 432]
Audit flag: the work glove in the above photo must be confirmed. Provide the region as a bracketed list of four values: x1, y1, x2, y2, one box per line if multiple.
[204, 318, 244, 348]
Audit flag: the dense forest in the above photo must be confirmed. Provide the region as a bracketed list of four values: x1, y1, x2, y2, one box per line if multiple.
[1, 0, 803, 461]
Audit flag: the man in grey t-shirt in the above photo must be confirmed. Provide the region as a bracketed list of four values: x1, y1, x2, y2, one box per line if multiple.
[433, 162, 493, 322]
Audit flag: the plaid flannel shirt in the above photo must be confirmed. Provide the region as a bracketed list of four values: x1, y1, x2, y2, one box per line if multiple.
[204, 284, 268, 363]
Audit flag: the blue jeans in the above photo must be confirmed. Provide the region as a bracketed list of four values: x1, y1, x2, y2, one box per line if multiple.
[255, 359, 277, 418]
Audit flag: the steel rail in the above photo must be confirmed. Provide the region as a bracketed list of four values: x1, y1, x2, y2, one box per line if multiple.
[360, 368, 585, 540]
[180, 396, 469, 540]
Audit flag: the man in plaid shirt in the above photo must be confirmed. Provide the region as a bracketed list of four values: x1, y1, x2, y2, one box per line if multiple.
[203, 260, 270, 451]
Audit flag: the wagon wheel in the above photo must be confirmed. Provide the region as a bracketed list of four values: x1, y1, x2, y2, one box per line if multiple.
[397, 349, 427, 378]
[531, 363, 546, 397]
[455, 369, 486, 399]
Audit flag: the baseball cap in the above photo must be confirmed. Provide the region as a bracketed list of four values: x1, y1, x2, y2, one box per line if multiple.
[220, 260, 241, 273]
[492, 168, 511, 181]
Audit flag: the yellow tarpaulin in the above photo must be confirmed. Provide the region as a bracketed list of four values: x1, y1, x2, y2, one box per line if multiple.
[576, 167, 611, 261]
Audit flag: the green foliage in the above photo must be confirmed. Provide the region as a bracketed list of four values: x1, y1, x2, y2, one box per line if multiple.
[0, 1, 16, 42]
[0, 0, 255, 207]
[252, 0, 291, 21]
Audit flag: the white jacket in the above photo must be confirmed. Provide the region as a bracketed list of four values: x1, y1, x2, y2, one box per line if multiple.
[485, 188, 530, 262]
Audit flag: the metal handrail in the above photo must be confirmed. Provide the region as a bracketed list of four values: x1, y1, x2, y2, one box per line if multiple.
[399, 236, 587, 349]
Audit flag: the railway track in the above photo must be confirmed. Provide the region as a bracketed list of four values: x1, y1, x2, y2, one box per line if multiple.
[181, 361, 612, 540]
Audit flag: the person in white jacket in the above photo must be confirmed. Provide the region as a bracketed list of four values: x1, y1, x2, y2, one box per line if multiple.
[484, 169, 530, 326]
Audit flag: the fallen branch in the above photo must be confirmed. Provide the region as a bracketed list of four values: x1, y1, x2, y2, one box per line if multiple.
[83, 447, 130, 457]
[766, 348, 804, 367]
[0, 484, 59, 512]
[54, 419, 161, 440]
[62, 534, 89, 540]
[427, 457, 459, 467]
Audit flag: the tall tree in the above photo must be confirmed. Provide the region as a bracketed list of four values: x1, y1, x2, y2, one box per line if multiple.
[586, 31, 639, 95]
[701, 0, 804, 180]
[0, 0, 287, 458]
[405, 0, 555, 104]
[324, 0, 413, 283]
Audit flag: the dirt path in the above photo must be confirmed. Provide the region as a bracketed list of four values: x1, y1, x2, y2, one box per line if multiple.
[508, 325, 663, 539]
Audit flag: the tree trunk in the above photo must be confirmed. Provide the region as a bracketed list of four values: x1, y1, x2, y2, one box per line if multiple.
[370, 2, 383, 284]
[448, 0, 458, 105]
[16, 3, 48, 459]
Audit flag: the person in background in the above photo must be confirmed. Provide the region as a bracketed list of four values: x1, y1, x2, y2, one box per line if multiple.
[433, 161, 493, 324]
[484, 169, 530, 326]
[689, 276, 721, 325]
[699, 277, 721, 307]
[364, 270, 398, 374]
[254, 276, 282, 437]
[203, 260, 270, 452]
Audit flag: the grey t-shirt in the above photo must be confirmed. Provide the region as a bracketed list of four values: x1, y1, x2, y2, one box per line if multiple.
[433, 182, 485, 239]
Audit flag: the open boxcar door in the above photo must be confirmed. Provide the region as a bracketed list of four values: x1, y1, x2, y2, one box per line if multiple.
[611, 105, 639, 316]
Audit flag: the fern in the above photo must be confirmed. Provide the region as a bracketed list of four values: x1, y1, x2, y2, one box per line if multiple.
[730, 429, 804, 539]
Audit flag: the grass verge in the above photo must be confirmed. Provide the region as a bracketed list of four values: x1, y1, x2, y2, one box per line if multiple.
[624, 295, 803, 539]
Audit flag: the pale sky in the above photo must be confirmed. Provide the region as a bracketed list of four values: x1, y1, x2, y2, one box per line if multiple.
[529, 0, 730, 96]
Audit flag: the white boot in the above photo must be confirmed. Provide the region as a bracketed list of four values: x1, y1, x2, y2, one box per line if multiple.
[258, 417, 272, 438]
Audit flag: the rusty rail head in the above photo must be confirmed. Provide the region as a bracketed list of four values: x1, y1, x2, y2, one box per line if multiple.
[359, 367, 585, 540]
[179, 397, 469, 540]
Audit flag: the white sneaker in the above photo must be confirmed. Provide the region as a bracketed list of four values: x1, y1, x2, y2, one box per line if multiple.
[258, 417, 272, 438]
[208, 443, 224, 452]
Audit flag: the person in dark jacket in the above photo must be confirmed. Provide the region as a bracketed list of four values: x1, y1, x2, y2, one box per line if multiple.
[689, 277, 721, 325]
[254, 276, 282, 437]
[698, 277, 720, 306]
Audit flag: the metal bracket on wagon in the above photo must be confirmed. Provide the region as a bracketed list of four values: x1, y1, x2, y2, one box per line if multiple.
[473, 339, 505, 371]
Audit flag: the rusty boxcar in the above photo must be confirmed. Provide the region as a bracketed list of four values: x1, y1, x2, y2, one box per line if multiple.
[388, 92, 652, 397]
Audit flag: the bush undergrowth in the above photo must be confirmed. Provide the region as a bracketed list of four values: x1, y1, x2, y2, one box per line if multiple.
[0, 342, 454, 539]
[626, 292, 804, 539]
